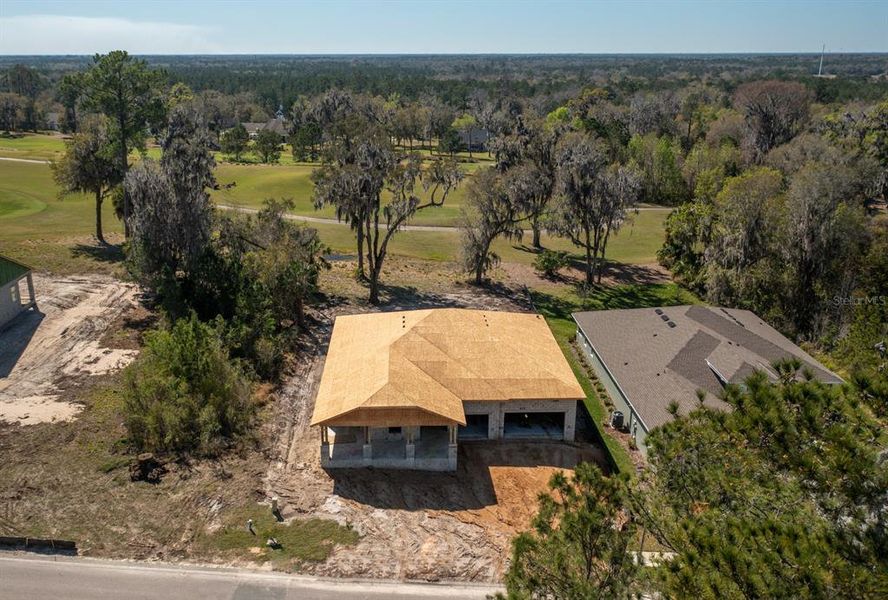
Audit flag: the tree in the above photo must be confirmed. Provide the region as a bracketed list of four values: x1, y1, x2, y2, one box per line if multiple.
[56, 72, 84, 133]
[81, 50, 166, 236]
[781, 162, 866, 335]
[503, 464, 639, 600]
[658, 199, 713, 291]
[452, 113, 478, 158]
[290, 121, 321, 161]
[241, 199, 329, 328]
[253, 128, 282, 163]
[4, 64, 42, 131]
[313, 127, 462, 303]
[126, 105, 215, 281]
[0, 93, 23, 133]
[704, 167, 783, 307]
[628, 90, 678, 137]
[861, 99, 888, 199]
[460, 168, 524, 285]
[124, 314, 252, 456]
[52, 116, 121, 243]
[734, 80, 811, 162]
[438, 127, 461, 157]
[490, 114, 563, 248]
[627, 133, 688, 206]
[220, 123, 249, 161]
[550, 133, 640, 284]
[533, 250, 570, 279]
[166, 82, 194, 110]
[642, 370, 888, 598]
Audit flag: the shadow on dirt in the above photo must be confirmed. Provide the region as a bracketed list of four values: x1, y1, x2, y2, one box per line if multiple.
[0, 309, 44, 378]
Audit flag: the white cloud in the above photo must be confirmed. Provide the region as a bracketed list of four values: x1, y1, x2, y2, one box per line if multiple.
[0, 15, 221, 54]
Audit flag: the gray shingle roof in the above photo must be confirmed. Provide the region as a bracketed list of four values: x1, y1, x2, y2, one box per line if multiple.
[573, 306, 843, 431]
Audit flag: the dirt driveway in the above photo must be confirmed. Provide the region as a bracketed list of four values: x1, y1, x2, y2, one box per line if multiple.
[264, 287, 609, 583]
[0, 274, 141, 425]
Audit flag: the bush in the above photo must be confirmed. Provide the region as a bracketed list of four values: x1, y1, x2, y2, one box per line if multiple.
[533, 250, 570, 278]
[124, 314, 253, 456]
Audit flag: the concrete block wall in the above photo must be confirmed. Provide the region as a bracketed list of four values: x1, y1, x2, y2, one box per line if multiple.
[463, 399, 577, 441]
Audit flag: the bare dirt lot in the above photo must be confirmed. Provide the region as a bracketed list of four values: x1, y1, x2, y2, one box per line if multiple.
[0, 274, 141, 425]
[263, 282, 609, 582]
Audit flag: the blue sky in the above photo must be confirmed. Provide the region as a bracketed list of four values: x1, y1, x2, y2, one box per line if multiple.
[1, 0, 886, 55]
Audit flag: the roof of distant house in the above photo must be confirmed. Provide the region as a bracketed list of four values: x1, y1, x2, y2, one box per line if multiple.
[241, 118, 287, 137]
[262, 117, 288, 137]
[573, 305, 843, 431]
[242, 122, 265, 134]
[311, 308, 585, 428]
[457, 127, 489, 143]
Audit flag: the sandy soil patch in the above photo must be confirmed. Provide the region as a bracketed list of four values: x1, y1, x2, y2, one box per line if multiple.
[263, 287, 608, 583]
[0, 274, 140, 425]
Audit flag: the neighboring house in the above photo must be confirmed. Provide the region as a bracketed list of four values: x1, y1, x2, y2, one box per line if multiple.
[262, 117, 288, 137]
[241, 117, 288, 139]
[0, 255, 36, 329]
[573, 305, 843, 456]
[311, 308, 585, 471]
[242, 122, 265, 139]
[457, 127, 490, 152]
[44, 112, 61, 132]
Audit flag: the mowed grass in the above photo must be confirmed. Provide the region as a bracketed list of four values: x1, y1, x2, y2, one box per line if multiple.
[309, 208, 667, 266]
[0, 134, 476, 226]
[0, 160, 126, 274]
[0, 142, 668, 273]
[213, 162, 472, 226]
[0, 132, 69, 161]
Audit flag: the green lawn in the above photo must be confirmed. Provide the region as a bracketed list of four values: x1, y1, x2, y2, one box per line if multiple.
[0, 145, 668, 274]
[309, 208, 667, 266]
[212, 162, 473, 226]
[0, 160, 126, 274]
[0, 134, 479, 226]
[0, 132, 69, 161]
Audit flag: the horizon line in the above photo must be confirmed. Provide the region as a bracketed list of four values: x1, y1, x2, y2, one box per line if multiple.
[3, 51, 888, 58]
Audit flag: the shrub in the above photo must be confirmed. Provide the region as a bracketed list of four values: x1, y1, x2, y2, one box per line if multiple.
[124, 314, 253, 456]
[533, 249, 570, 278]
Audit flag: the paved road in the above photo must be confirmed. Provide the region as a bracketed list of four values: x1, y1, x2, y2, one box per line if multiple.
[0, 555, 500, 600]
[0, 156, 50, 164]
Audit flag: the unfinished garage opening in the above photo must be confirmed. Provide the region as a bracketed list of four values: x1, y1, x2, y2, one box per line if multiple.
[458, 414, 489, 440]
[503, 412, 565, 440]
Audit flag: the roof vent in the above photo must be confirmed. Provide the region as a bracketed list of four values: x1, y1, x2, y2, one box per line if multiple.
[667, 321, 677, 328]
[655, 309, 664, 315]
[660, 314, 669, 322]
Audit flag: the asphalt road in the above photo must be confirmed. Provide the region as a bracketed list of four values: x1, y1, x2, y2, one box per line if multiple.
[0, 554, 500, 600]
